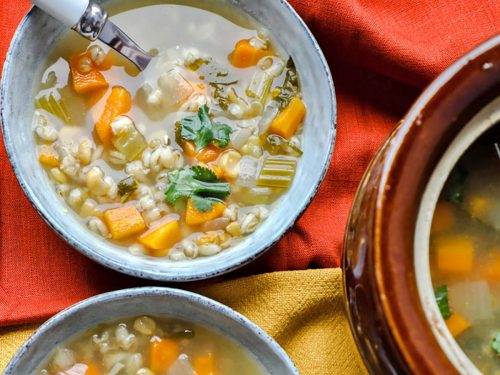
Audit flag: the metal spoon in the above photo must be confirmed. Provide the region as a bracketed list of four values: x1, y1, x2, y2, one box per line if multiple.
[30, 0, 152, 71]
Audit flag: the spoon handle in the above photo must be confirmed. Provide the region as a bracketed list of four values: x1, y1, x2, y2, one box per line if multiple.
[31, 0, 90, 28]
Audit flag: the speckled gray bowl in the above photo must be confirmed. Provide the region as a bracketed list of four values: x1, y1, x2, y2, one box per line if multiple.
[3, 287, 299, 374]
[0, 0, 336, 281]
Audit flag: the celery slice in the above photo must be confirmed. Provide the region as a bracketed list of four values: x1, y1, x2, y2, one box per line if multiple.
[35, 93, 71, 123]
[246, 71, 273, 102]
[257, 155, 297, 188]
[112, 127, 147, 161]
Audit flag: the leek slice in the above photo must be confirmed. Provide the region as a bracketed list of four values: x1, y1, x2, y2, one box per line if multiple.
[112, 126, 147, 161]
[246, 70, 273, 102]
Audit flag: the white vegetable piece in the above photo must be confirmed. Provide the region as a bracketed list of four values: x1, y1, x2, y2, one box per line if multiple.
[158, 68, 194, 108]
[166, 354, 196, 375]
[448, 281, 494, 324]
[52, 348, 76, 372]
[236, 156, 261, 187]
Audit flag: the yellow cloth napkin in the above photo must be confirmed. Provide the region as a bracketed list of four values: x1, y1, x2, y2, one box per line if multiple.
[0, 269, 367, 375]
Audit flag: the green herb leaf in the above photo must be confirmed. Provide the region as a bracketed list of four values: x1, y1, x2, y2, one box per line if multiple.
[435, 285, 452, 320]
[190, 166, 218, 183]
[164, 167, 230, 212]
[444, 165, 467, 204]
[274, 57, 299, 110]
[177, 105, 232, 152]
[117, 176, 138, 203]
[491, 332, 500, 356]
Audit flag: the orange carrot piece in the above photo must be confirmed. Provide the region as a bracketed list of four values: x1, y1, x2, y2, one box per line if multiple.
[103, 205, 146, 240]
[481, 251, 500, 282]
[431, 201, 455, 235]
[183, 141, 197, 158]
[229, 39, 273, 68]
[435, 235, 474, 276]
[149, 338, 180, 373]
[185, 199, 226, 226]
[69, 52, 109, 95]
[194, 353, 216, 375]
[445, 313, 471, 337]
[84, 362, 101, 375]
[38, 145, 60, 167]
[268, 97, 306, 139]
[139, 220, 181, 252]
[196, 145, 223, 163]
[95, 86, 132, 147]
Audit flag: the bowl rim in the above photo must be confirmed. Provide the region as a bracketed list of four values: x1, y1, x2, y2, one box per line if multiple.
[0, 1, 337, 281]
[3, 286, 300, 374]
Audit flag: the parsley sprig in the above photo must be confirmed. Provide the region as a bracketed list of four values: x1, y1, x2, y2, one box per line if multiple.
[435, 285, 451, 320]
[165, 166, 230, 212]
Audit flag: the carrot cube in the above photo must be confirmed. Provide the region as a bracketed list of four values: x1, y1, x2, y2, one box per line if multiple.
[185, 199, 226, 226]
[229, 39, 273, 68]
[435, 236, 474, 276]
[194, 353, 216, 375]
[139, 220, 181, 252]
[431, 201, 455, 234]
[95, 86, 132, 147]
[103, 206, 146, 240]
[149, 338, 180, 373]
[445, 313, 471, 337]
[268, 97, 306, 139]
[69, 52, 109, 95]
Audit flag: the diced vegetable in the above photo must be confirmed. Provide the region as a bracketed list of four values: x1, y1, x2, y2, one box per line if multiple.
[274, 58, 299, 110]
[177, 105, 232, 152]
[38, 145, 60, 167]
[236, 156, 260, 187]
[117, 176, 138, 203]
[443, 165, 467, 204]
[467, 195, 489, 219]
[165, 167, 230, 212]
[257, 155, 297, 188]
[267, 97, 306, 139]
[95, 87, 132, 147]
[491, 332, 500, 356]
[448, 281, 493, 324]
[103, 206, 146, 240]
[435, 235, 474, 275]
[69, 52, 109, 94]
[196, 145, 223, 163]
[246, 70, 273, 102]
[111, 118, 147, 161]
[186, 199, 226, 225]
[158, 69, 194, 108]
[258, 103, 279, 134]
[194, 353, 216, 375]
[481, 252, 500, 282]
[265, 134, 303, 156]
[36, 92, 71, 123]
[445, 313, 471, 337]
[228, 39, 273, 68]
[435, 285, 451, 320]
[430, 201, 455, 235]
[149, 338, 180, 373]
[139, 220, 181, 252]
[168, 354, 196, 375]
[84, 362, 101, 375]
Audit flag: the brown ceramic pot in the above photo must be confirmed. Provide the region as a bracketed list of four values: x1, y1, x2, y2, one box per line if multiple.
[343, 34, 500, 374]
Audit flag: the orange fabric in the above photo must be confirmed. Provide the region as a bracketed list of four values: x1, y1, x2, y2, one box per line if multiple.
[0, 0, 499, 326]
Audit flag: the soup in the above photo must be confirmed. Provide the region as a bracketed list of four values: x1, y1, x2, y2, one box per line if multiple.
[36, 315, 267, 375]
[33, 1, 306, 260]
[430, 125, 500, 373]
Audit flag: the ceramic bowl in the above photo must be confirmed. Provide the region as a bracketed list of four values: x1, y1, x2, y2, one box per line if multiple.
[0, 0, 336, 281]
[343, 34, 500, 374]
[3, 287, 299, 374]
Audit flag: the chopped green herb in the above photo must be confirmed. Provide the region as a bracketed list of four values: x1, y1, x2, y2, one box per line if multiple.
[209, 81, 238, 111]
[491, 332, 500, 356]
[177, 105, 232, 152]
[435, 285, 452, 320]
[265, 134, 303, 156]
[185, 58, 209, 71]
[117, 176, 138, 203]
[274, 57, 299, 110]
[165, 167, 230, 212]
[168, 328, 195, 339]
[444, 165, 467, 204]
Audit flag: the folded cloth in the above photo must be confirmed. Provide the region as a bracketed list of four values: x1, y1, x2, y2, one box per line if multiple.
[0, 0, 499, 326]
[0, 269, 368, 375]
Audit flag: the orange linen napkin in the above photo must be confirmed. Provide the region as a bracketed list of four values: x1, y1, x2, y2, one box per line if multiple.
[0, 0, 499, 326]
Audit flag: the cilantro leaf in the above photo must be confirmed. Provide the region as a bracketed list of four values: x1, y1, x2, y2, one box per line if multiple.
[177, 105, 232, 152]
[164, 167, 230, 212]
[435, 285, 451, 320]
[190, 166, 218, 183]
[492, 332, 500, 356]
[191, 195, 219, 212]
